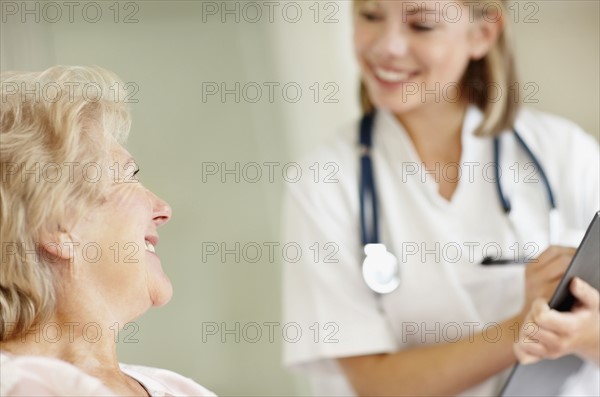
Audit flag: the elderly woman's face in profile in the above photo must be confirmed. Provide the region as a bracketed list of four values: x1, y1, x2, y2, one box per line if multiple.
[66, 143, 173, 320]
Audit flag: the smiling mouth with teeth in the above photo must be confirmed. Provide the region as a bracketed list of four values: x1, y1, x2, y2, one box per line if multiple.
[145, 240, 156, 253]
[373, 67, 415, 83]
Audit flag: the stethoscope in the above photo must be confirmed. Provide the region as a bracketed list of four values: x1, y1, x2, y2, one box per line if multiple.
[359, 111, 558, 294]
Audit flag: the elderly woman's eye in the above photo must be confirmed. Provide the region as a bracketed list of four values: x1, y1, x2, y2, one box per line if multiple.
[359, 10, 382, 22]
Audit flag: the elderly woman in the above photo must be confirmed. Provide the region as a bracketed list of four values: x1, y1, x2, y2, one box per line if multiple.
[0, 66, 214, 396]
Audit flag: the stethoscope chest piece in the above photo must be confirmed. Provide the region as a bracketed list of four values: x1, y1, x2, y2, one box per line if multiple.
[362, 244, 400, 294]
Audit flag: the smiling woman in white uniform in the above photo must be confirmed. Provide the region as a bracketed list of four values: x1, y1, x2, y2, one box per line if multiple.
[282, 1, 600, 396]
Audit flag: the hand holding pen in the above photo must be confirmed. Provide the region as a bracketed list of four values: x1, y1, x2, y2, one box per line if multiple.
[481, 246, 576, 318]
[519, 246, 576, 316]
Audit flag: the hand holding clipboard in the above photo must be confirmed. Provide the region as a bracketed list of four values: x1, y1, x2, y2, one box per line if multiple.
[500, 212, 600, 396]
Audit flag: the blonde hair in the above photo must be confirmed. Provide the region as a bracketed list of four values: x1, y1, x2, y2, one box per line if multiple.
[0, 66, 132, 341]
[356, 0, 519, 136]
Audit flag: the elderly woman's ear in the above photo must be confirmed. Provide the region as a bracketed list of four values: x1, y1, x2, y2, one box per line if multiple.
[38, 228, 77, 264]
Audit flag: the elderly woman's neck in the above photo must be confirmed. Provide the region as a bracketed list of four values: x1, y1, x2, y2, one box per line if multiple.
[1, 315, 122, 375]
[2, 311, 152, 396]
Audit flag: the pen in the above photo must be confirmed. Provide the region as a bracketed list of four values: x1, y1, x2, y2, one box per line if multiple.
[480, 257, 530, 266]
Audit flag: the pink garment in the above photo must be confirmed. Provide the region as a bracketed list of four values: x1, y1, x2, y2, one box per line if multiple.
[0, 351, 216, 396]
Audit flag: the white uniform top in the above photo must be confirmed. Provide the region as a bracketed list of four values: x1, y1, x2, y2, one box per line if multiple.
[282, 105, 600, 396]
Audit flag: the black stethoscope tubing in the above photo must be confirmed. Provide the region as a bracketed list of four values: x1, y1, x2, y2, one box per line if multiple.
[493, 129, 556, 214]
[359, 110, 556, 249]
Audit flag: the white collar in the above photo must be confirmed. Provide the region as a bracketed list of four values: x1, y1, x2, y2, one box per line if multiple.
[120, 364, 174, 397]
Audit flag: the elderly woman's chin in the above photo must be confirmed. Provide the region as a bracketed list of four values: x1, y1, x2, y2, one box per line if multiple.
[146, 261, 174, 307]
[137, 242, 172, 307]
[153, 277, 174, 308]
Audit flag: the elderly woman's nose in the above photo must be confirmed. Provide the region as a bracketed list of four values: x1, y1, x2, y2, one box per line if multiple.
[150, 192, 172, 226]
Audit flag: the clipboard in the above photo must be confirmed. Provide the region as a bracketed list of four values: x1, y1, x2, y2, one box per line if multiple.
[500, 211, 600, 396]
